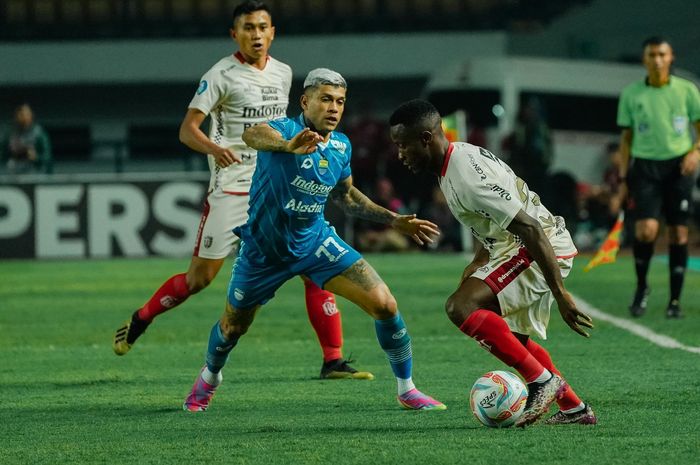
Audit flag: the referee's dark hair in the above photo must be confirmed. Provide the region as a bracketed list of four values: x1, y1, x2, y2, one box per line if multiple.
[642, 36, 671, 49]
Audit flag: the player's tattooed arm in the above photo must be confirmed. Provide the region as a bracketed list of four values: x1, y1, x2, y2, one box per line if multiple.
[330, 177, 440, 245]
[242, 124, 322, 154]
[330, 176, 396, 224]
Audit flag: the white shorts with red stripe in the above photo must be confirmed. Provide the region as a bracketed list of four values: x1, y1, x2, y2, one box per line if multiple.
[471, 247, 575, 340]
[193, 189, 249, 259]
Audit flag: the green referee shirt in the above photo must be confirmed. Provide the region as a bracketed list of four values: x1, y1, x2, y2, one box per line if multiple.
[617, 76, 700, 160]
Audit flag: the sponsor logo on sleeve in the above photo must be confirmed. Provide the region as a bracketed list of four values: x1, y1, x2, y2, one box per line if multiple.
[330, 140, 347, 154]
[468, 154, 487, 181]
[197, 80, 208, 95]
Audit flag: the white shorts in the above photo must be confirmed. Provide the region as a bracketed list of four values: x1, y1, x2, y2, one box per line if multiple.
[193, 189, 249, 259]
[471, 247, 575, 340]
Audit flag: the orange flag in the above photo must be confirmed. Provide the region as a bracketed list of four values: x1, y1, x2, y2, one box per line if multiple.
[584, 212, 625, 272]
[442, 110, 467, 143]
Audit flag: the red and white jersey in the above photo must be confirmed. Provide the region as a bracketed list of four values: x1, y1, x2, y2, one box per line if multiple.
[188, 52, 292, 193]
[439, 142, 577, 259]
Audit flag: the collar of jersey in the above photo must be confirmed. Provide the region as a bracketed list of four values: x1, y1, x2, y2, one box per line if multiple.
[295, 113, 333, 143]
[644, 75, 673, 87]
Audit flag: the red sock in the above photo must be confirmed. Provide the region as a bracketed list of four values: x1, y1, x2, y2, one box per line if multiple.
[137, 273, 191, 323]
[459, 309, 545, 382]
[305, 280, 343, 362]
[525, 339, 582, 411]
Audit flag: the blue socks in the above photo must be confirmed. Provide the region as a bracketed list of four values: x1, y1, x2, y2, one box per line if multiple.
[205, 322, 239, 374]
[374, 313, 413, 380]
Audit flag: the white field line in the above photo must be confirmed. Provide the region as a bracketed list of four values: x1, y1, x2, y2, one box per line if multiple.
[573, 295, 700, 355]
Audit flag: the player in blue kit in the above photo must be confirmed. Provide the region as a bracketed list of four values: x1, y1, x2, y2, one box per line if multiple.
[183, 68, 446, 412]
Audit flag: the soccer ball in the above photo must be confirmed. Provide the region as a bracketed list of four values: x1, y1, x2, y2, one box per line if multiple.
[470, 370, 528, 428]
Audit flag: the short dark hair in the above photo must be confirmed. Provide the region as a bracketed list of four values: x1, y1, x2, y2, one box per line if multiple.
[642, 36, 670, 49]
[233, 1, 271, 26]
[389, 99, 441, 130]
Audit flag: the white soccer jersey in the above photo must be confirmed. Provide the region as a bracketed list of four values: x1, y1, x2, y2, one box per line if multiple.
[188, 52, 292, 193]
[439, 142, 577, 259]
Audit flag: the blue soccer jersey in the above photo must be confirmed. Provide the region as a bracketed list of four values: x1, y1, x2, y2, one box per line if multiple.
[235, 113, 352, 263]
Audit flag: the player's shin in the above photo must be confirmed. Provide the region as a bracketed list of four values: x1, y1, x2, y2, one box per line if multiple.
[205, 321, 239, 377]
[304, 280, 343, 362]
[668, 243, 688, 302]
[374, 313, 415, 394]
[459, 309, 549, 383]
[137, 273, 191, 322]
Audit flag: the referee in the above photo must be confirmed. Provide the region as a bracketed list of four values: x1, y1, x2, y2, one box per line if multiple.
[617, 36, 700, 318]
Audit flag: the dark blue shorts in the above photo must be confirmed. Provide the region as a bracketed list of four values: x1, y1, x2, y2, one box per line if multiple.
[227, 225, 362, 310]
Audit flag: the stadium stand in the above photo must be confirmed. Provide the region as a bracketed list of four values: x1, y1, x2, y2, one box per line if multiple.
[0, 0, 591, 40]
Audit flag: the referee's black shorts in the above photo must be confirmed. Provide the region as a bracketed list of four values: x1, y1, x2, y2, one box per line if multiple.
[627, 155, 695, 225]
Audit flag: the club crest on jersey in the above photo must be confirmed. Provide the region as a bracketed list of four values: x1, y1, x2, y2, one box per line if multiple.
[197, 80, 208, 95]
[318, 159, 329, 174]
[673, 116, 688, 135]
[203, 236, 213, 248]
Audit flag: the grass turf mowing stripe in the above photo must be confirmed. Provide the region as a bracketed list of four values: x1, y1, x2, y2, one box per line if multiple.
[573, 294, 700, 355]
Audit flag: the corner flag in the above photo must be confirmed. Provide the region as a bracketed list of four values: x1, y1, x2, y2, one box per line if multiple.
[441, 110, 467, 143]
[583, 211, 625, 272]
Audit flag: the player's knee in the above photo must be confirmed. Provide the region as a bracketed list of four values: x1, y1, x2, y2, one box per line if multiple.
[636, 230, 656, 242]
[367, 287, 398, 319]
[445, 293, 474, 327]
[635, 221, 658, 242]
[667, 226, 688, 245]
[220, 313, 252, 338]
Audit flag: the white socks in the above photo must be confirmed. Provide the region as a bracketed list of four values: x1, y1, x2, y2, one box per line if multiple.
[533, 368, 553, 384]
[202, 367, 223, 386]
[397, 377, 416, 395]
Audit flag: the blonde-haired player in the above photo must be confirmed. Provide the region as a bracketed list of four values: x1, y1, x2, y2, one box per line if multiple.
[113, 1, 372, 381]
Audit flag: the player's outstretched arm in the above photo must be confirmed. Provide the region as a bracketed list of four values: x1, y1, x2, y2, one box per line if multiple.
[242, 125, 322, 154]
[506, 210, 593, 337]
[179, 108, 241, 167]
[330, 177, 440, 245]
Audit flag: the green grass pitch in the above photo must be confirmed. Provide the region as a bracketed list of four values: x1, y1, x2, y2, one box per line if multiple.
[1, 253, 699, 464]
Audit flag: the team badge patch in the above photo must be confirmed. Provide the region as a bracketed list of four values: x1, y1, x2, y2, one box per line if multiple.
[673, 116, 688, 135]
[197, 80, 208, 95]
[203, 236, 213, 248]
[319, 159, 329, 174]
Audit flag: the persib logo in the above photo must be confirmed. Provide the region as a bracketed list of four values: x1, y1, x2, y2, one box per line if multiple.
[197, 80, 208, 95]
